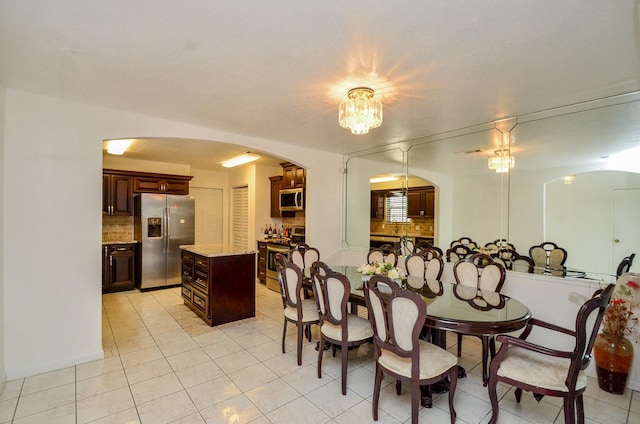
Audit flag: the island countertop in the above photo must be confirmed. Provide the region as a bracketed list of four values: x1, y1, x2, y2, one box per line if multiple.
[180, 244, 257, 258]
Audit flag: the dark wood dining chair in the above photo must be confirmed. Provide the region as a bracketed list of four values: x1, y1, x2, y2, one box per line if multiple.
[446, 245, 473, 262]
[490, 248, 518, 270]
[425, 257, 444, 281]
[453, 254, 506, 382]
[486, 238, 517, 251]
[414, 240, 434, 251]
[487, 284, 615, 424]
[310, 261, 373, 395]
[276, 254, 319, 366]
[450, 236, 478, 249]
[416, 245, 443, 260]
[616, 253, 636, 276]
[368, 244, 398, 266]
[290, 242, 320, 270]
[511, 254, 535, 273]
[364, 275, 458, 423]
[405, 253, 427, 279]
[400, 236, 415, 256]
[529, 241, 567, 274]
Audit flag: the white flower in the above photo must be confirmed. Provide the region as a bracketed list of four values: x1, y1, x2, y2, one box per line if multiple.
[387, 268, 401, 279]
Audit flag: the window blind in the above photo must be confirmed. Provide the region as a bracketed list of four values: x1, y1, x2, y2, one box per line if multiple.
[232, 185, 249, 250]
[386, 193, 408, 223]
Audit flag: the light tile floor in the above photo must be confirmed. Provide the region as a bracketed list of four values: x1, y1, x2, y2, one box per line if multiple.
[0, 283, 638, 423]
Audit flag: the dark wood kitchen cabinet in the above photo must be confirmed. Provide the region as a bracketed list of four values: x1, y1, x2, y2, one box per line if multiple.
[281, 162, 305, 189]
[103, 172, 133, 216]
[269, 175, 294, 218]
[407, 186, 435, 218]
[132, 173, 193, 195]
[257, 241, 267, 285]
[371, 190, 386, 219]
[181, 249, 256, 326]
[103, 243, 137, 293]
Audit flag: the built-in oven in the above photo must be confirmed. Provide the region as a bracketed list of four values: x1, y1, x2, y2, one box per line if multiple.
[266, 243, 290, 292]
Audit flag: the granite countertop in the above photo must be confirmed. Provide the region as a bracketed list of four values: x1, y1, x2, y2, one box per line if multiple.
[370, 235, 402, 242]
[258, 238, 291, 246]
[180, 244, 257, 258]
[102, 240, 139, 245]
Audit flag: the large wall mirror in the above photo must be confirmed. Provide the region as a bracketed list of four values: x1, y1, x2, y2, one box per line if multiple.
[344, 91, 640, 280]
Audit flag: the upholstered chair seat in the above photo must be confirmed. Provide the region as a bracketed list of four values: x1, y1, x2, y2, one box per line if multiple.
[496, 346, 587, 392]
[378, 339, 458, 379]
[320, 314, 373, 341]
[283, 299, 319, 323]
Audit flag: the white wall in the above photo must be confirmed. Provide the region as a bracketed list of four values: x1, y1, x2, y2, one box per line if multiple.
[0, 82, 6, 386]
[3, 89, 343, 379]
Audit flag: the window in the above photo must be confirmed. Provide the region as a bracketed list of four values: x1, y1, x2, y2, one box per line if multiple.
[386, 192, 408, 223]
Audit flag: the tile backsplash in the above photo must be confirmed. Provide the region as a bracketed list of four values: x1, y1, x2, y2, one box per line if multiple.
[370, 218, 434, 238]
[102, 215, 133, 242]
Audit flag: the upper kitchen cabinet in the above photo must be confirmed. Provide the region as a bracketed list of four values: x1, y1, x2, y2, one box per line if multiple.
[281, 162, 305, 189]
[103, 171, 133, 216]
[407, 186, 435, 218]
[132, 172, 193, 195]
[371, 190, 386, 219]
[269, 175, 294, 218]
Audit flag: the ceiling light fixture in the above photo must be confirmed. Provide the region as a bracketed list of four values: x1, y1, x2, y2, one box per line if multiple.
[106, 139, 133, 155]
[488, 149, 515, 173]
[338, 87, 383, 135]
[488, 130, 515, 173]
[561, 174, 576, 184]
[221, 153, 259, 168]
[370, 175, 400, 183]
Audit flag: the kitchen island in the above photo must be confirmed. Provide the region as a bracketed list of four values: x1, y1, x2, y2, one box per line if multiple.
[180, 244, 256, 326]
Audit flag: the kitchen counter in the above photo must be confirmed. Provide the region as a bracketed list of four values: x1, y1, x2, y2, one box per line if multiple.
[179, 244, 256, 258]
[259, 238, 291, 246]
[102, 240, 139, 245]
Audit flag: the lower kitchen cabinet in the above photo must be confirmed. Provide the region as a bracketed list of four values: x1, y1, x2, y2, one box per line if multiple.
[257, 241, 267, 285]
[181, 250, 256, 326]
[102, 243, 137, 293]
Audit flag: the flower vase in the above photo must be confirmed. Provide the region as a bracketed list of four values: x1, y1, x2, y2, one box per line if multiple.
[593, 332, 633, 394]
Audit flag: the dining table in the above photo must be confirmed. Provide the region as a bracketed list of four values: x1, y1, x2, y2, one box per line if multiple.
[304, 265, 532, 385]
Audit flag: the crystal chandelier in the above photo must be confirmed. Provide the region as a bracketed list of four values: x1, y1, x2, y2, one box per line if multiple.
[338, 87, 383, 135]
[488, 130, 515, 173]
[488, 149, 515, 173]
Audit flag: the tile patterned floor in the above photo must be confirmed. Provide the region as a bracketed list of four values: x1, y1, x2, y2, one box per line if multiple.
[0, 283, 638, 423]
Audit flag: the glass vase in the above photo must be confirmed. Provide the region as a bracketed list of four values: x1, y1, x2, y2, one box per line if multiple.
[593, 331, 633, 394]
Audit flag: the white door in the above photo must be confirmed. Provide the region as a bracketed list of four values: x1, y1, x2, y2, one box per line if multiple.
[612, 188, 640, 273]
[190, 187, 223, 245]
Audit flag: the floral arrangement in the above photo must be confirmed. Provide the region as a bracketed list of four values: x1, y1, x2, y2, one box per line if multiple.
[357, 261, 405, 281]
[602, 278, 640, 338]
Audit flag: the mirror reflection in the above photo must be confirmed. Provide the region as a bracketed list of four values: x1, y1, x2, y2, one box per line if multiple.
[345, 92, 640, 279]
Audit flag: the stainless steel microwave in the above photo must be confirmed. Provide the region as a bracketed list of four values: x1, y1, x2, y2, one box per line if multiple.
[279, 188, 304, 211]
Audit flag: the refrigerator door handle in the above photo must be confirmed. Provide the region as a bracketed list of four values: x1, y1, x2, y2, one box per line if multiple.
[165, 206, 171, 253]
[162, 207, 168, 253]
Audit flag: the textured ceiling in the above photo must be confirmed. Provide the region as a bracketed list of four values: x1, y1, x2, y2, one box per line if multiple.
[1, 1, 639, 170]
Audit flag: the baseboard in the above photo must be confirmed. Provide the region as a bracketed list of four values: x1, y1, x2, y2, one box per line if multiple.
[5, 349, 104, 381]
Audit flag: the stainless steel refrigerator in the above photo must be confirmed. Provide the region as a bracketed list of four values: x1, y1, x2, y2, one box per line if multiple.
[134, 193, 195, 290]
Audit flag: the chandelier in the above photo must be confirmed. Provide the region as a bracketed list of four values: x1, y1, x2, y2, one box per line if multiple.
[338, 87, 383, 135]
[488, 149, 515, 173]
